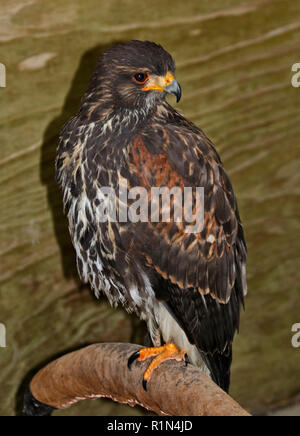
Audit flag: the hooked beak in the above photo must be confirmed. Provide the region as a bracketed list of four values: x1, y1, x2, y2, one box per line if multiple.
[142, 71, 182, 103]
[165, 79, 182, 103]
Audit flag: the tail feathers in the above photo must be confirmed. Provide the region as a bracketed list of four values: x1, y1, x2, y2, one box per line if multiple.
[153, 302, 233, 393]
[200, 346, 232, 394]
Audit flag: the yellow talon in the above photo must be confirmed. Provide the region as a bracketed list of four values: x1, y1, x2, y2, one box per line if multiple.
[128, 343, 188, 391]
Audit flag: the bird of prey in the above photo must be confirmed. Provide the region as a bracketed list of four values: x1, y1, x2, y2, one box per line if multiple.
[56, 40, 247, 393]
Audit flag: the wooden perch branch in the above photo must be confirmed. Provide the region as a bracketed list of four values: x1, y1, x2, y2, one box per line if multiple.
[25, 343, 250, 416]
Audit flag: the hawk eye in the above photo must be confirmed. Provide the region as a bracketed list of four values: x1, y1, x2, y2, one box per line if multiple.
[133, 72, 149, 84]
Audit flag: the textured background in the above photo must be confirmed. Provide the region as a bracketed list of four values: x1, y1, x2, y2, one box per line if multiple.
[0, 0, 299, 416]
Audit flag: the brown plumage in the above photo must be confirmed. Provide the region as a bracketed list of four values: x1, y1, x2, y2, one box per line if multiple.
[56, 40, 247, 393]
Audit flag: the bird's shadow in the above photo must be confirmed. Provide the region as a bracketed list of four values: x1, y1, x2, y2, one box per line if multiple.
[40, 42, 123, 280]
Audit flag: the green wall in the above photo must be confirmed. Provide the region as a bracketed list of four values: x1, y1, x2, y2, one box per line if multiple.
[0, 0, 299, 416]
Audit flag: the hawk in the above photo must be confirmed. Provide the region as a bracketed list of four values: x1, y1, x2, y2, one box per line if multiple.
[56, 41, 247, 393]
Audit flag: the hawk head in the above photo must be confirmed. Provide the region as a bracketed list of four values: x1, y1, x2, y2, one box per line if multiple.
[83, 41, 181, 115]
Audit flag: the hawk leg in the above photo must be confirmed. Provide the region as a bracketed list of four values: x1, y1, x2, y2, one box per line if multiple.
[128, 343, 188, 391]
[144, 332, 154, 347]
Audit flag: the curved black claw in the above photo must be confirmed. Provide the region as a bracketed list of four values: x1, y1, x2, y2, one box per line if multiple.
[128, 350, 141, 370]
[184, 353, 190, 367]
[142, 378, 148, 392]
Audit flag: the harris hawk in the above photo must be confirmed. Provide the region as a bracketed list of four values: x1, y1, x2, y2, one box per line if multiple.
[56, 41, 247, 394]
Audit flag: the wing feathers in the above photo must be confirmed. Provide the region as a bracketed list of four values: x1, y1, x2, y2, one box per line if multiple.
[122, 110, 247, 391]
